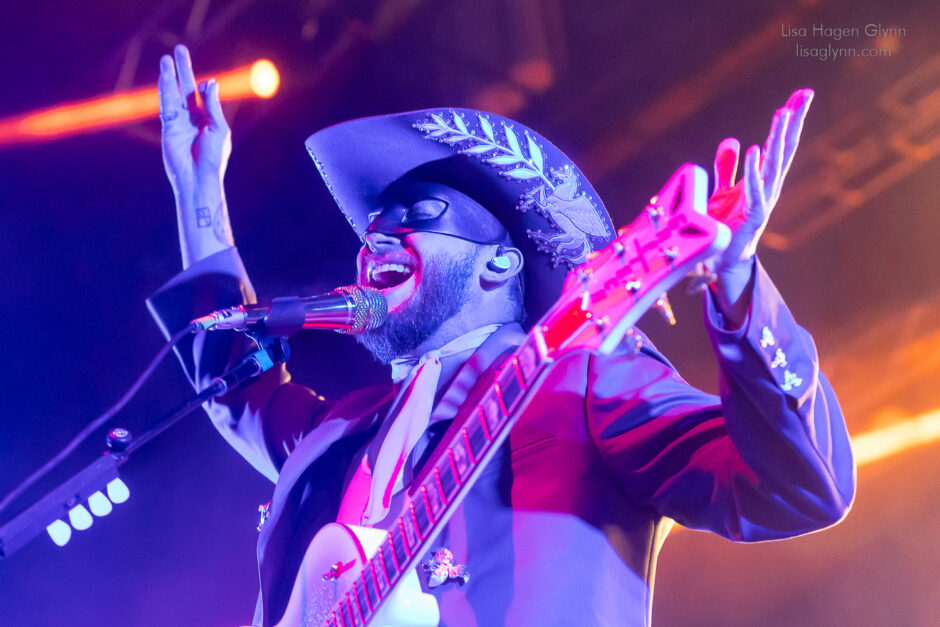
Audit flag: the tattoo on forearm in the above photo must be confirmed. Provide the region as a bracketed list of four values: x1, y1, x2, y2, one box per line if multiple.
[196, 206, 212, 228]
[212, 204, 234, 246]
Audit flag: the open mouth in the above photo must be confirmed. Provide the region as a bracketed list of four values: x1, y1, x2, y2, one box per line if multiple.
[367, 262, 416, 290]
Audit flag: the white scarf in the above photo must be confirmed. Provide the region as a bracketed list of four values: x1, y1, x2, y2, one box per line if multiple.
[361, 324, 502, 525]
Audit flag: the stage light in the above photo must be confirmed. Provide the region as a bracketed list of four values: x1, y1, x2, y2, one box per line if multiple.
[669, 406, 940, 534]
[0, 58, 280, 148]
[46, 520, 72, 547]
[68, 504, 93, 531]
[249, 60, 280, 98]
[852, 407, 940, 466]
[106, 478, 130, 504]
[88, 491, 113, 517]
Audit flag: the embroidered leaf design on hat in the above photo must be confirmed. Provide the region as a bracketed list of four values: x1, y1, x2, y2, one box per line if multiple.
[504, 168, 541, 180]
[527, 134, 544, 173]
[414, 110, 612, 268]
[452, 112, 469, 134]
[478, 114, 496, 142]
[487, 155, 525, 166]
[414, 112, 550, 186]
[484, 144, 525, 167]
[462, 144, 495, 155]
[504, 125, 521, 154]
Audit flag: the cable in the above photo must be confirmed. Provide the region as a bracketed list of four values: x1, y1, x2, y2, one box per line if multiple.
[0, 326, 192, 516]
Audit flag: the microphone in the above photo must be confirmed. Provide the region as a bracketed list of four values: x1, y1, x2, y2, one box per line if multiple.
[190, 285, 387, 336]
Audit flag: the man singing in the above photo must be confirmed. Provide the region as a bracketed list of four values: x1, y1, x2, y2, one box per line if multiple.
[149, 45, 855, 626]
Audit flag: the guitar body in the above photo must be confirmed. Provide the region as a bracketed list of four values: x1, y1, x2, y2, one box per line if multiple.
[274, 523, 439, 627]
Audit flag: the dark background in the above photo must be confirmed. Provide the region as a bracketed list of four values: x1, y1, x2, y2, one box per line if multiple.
[1, 1, 938, 625]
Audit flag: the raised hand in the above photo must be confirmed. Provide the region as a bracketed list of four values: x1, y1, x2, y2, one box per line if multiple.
[705, 88, 814, 323]
[159, 44, 231, 192]
[158, 44, 234, 268]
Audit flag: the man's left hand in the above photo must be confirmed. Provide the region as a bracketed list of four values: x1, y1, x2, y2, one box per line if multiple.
[706, 88, 814, 325]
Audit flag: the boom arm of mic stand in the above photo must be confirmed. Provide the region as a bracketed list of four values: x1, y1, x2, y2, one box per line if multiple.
[0, 336, 291, 559]
[124, 335, 290, 456]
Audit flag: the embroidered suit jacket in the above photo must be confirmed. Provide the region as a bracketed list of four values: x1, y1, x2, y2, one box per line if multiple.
[148, 248, 855, 627]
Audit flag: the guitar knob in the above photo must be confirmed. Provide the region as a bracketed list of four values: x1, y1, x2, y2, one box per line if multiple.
[646, 202, 665, 228]
[654, 293, 676, 326]
[613, 242, 626, 264]
[576, 268, 592, 286]
[577, 269, 593, 311]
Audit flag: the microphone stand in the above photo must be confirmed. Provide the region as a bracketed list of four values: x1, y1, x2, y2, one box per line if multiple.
[0, 335, 291, 560]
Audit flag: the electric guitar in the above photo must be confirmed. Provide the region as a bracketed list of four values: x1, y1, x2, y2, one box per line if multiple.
[272, 163, 731, 627]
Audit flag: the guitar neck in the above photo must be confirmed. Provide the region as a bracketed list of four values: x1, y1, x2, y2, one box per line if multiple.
[326, 331, 552, 626]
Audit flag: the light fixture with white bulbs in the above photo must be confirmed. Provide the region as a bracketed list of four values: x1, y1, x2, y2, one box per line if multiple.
[0, 453, 131, 556]
[105, 478, 130, 504]
[67, 504, 93, 531]
[45, 520, 72, 547]
[88, 491, 113, 517]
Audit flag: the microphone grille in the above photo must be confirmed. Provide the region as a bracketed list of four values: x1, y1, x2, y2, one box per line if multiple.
[336, 285, 387, 333]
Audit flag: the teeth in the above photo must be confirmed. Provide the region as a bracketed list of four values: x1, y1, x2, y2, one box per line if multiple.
[369, 262, 414, 284]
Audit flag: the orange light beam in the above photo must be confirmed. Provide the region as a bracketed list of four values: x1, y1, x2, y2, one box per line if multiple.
[669, 407, 940, 533]
[852, 407, 940, 466]
[0, 59, 279, 148]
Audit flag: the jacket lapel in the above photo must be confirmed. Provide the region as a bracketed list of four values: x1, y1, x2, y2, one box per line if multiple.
[257, 386, 393, 625]
[257, 323, 527, 625]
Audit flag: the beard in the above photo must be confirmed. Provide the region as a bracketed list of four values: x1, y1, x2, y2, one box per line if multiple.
[355, 252, 476, 363]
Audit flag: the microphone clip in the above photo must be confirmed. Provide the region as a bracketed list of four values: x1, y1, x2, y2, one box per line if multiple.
[210, 336, 291, 398]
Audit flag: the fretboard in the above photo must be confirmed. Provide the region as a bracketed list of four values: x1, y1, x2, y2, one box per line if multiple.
[323, 330, 550, 627]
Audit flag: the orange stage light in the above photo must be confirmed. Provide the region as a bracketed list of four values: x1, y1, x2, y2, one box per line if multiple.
[852, 407, 940, 466]
[669, 407, 940, 533]
[249, 60, 280, 99]
[0, 59, 279, 148]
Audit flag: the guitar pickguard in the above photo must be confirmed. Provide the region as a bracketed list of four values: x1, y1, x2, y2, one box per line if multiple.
[275, 523, 439, 627]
